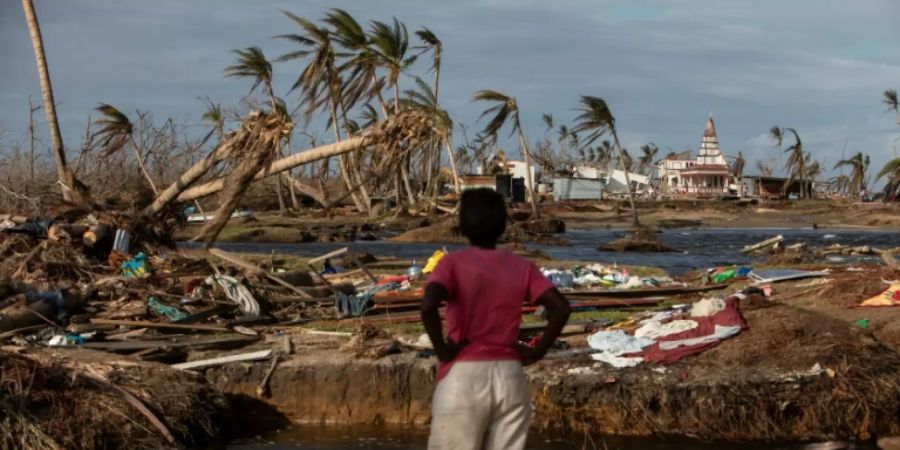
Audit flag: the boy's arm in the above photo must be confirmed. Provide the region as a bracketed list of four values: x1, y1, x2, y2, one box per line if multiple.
[421, 282, 467, 362]
[520, 287, 571, 364]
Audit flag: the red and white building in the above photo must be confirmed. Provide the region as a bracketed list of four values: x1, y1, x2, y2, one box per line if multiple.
[657, 116, 733, 197]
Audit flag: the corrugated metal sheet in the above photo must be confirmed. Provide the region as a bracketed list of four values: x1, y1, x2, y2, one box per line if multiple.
[552, 177, 604, 201]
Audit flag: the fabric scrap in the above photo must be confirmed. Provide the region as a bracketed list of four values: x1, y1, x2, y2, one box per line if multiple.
[859, 283, 900, 307]
[690, 297, 726, 317]
[634, 319, 698, 339]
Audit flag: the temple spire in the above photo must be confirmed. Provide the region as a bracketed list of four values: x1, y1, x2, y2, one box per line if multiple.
[703, 115, 717, 138]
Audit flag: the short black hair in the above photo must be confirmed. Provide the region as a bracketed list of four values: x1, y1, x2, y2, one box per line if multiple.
[459, 188, 507, 248]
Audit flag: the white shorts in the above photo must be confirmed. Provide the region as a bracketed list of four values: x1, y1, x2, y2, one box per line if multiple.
[428, 360, 532, 450]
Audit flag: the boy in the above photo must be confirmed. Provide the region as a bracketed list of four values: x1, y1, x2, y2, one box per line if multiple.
[421, 188, 571, 450]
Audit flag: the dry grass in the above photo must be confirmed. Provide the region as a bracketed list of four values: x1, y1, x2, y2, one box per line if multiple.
[0, 348, 226, 449]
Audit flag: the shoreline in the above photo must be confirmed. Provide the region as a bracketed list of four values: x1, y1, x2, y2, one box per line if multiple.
[3, 205, 900, 448]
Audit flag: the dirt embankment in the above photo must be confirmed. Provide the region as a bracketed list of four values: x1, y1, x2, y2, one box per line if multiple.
[554, 199, 900, 230]
[0, 347, 226, 449]
[203, 303, 900, 442]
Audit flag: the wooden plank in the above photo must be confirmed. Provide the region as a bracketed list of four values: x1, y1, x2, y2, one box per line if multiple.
[308, 247, 349, 265]
[209, 248, 312, 298]
[90, 318, 229, 332]
[171, 349, 272, 370]
[564, 284, 727, 298]
[80, 334, 257, 351]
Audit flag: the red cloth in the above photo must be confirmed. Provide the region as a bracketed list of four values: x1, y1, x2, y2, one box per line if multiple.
[377, 275, 409, 285]
[428, 247, 553, 382]
[639, 297, 747, 364]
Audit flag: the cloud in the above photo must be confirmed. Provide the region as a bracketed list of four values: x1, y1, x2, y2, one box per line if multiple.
[1, 0, 898, 186]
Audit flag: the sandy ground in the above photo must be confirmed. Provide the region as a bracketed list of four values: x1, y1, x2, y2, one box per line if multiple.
[553, 199, 900, 230]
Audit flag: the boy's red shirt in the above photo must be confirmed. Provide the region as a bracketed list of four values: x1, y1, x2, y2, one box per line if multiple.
[427, 247, 553, 382]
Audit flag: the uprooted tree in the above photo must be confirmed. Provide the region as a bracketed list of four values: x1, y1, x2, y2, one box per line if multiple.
[142, 106, 436, 247]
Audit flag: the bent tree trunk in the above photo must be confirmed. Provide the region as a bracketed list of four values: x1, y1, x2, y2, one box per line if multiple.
[170, 136, 365, 207]
[143, 142, 231, 216]
[610, 129, 641, 228]
[21, 0, 75, 202]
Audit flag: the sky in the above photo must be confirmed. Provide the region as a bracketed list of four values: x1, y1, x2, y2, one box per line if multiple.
[1, 0, 899, 185]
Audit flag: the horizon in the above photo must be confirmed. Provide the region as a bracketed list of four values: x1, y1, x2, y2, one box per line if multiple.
[1, 0, 899, 187]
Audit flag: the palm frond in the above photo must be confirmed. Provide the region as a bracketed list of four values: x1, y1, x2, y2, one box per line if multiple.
[884, 89, 899, 112]
[224, 47, 272, 94]
[92, 103, 133, 154]
[542, 114, 554, 131]
[770, 126, 783, 146]
[572, 96, 615, 146]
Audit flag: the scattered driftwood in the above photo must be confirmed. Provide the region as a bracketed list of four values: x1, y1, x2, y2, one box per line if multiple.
[80, 334, 258, 352]
[171, 348, 272, 370]
[89, 318, 230, 332]
[741, 235, 784, 254]
[208, 248, 312, 298]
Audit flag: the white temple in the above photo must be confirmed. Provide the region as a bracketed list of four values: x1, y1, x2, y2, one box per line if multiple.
[657, 116, 732, 197]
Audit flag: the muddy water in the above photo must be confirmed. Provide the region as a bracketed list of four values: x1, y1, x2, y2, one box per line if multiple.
[228, 424, 872, 449]
[203, 228, 900, 274]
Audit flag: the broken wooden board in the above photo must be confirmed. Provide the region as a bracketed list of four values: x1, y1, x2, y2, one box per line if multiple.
[89, 318, 230, 332]
[565, 284, 728, 299]
[208, 248, 312, 298]
[171, 349, 272, 370]
[79, 334, 258, 351]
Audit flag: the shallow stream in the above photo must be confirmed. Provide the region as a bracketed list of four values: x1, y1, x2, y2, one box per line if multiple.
[203, 228, 900, 274]
[228, 424, 876, 449]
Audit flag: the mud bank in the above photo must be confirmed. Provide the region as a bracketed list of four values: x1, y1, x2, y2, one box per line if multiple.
[205, 303, 900, 443]
[0, 347, 227, 449]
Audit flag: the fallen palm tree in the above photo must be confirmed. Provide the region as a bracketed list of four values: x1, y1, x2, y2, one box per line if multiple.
[142, 106, 435, 246]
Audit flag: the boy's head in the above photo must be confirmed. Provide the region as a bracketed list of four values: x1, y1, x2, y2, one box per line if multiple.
[459, 188, 506, 248]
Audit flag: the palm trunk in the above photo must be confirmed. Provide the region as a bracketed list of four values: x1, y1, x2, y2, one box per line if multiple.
[515, 123, 539, 218]
[444, 138, 461, 195]
[401, 163, 416, 206]
[173, 135, 365, 204]
[21, 0, 75, 202]
[610, 128, 641, 228]
[392, 77, 400, 113]
[275, 176, 286, 214]
[328, 88, 367, 213]
[287, 173, 300, 210]
[144, 141, 231, 215]
[337, 97, 372, 215]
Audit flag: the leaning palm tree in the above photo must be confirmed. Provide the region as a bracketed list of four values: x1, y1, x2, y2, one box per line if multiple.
[200, 96, 225, 143]
[369, 18, 416, 113]
[323, 8, 378, 111]
[473, 90, 539, 217]
[225, 47, 278, 110]
[225, 46, 291, 212]
[771, 126, 808, 199]
[884, 89, 899, 125]
[414, 27, 444, 196]
[414, 27, 442, 103]
[21, 0, 80, 202]
[572, 96, 639, 227]
[403, 78, 460, 196]
[93, 103, 158, 193]
[277, 12, 368, 214]
[834, 152, 870, 197]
